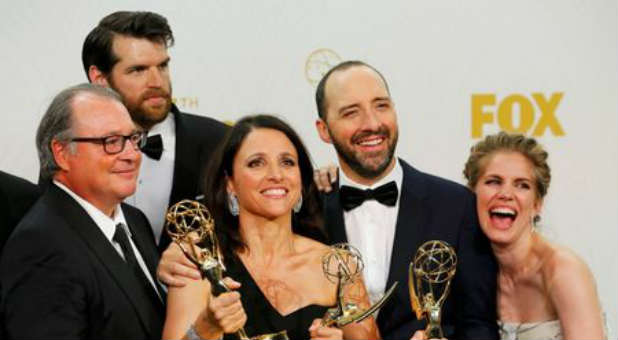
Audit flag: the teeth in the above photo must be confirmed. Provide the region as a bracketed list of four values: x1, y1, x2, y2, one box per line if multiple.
[490, 208, 516, 216]
[359, 138, 382, 146]
[262, 189, 286, 195]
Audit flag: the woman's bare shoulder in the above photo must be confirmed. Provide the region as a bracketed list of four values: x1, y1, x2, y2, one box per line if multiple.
[541, 240, 596, 297]
[543, 242, 591, 280]
[538, 239, 605, 338]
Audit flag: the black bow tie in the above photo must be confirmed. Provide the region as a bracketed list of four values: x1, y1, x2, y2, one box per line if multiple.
[340, 181, 398, 211]
[141, 134, 163, 160]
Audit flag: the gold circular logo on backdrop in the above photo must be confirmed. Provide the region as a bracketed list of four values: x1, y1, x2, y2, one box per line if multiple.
[305, 48, 342, 87]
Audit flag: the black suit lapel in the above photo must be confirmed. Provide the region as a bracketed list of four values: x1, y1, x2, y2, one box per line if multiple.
[169, 105, 198, 205]
[322, 181, 348, 245]
[385, 160, 429, 289]
[160, 106, 199, 250]
[378, 160, 430, 329]
[46, 186, 162, 337]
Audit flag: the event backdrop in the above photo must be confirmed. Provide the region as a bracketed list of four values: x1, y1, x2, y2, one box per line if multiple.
[1, 0, 616, 334]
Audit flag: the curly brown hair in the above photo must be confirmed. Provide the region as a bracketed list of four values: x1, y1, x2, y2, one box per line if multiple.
[463, 132, 551, 200]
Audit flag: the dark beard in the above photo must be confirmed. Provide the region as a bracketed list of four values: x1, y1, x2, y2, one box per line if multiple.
[108, 78, 172, 130]
[329, 126, 398, 180]
[127, 100, 171, 130]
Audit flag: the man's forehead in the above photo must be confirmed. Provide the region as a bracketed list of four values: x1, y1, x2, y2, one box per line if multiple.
[71, 94, 134, 133]
[71, 92, 122, 109]
[325, 66, 390, 103]
[111, 34, 169, 60]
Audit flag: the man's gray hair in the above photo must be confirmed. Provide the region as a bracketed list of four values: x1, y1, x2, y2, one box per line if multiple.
[36, 83, 123, 181]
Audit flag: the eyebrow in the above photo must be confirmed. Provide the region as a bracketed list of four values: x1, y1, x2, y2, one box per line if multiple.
[159, 57, 171, 66]
[96, 128, 140, 137]
[244, 152, 266, 162]
[373, 96, 391, 103]
[337, 96, 392, 114]
[483, 173, 533, 182]
[338, 103, 360, 114]
[278, 152, 297, 158]
[246, 151, 297, 159]
[126, 57, 171, 70]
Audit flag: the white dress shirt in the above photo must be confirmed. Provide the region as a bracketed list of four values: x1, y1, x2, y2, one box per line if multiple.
[339, 160, 402, 305]
[54, 181, 160, 298]
[125, 113, 176, 244]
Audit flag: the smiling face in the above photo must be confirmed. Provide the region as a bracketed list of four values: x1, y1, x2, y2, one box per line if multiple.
[53, 93, 142, 214]
[316, 65, 398, 185]
[474, 151, 542, 246]
[226, 128, 302, 221]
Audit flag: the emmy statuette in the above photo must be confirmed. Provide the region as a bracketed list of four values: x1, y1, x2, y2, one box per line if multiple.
[165, 200, 288, 340]
[409, 240, 457, 339]
[321, 243, 398, 328]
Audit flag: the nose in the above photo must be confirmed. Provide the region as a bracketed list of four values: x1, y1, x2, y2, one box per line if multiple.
[361, 110, 382, 131]
[146, 67, 164, 88]
[497, 185, 514, 200]
[267, 163, 283, 181]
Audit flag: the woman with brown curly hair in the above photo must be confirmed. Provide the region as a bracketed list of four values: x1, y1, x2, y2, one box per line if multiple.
[463, 132, 605, 340]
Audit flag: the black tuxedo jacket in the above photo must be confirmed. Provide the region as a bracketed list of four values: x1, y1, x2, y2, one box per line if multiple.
[0, 185, 165, 339]
[323, 159, 498, 340]
[0, 171, 40, 252]
[157, 105, 229, 252]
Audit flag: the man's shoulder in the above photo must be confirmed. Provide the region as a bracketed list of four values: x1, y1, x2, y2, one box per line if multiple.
[0, 171, 40, 201]
[0, 172, 41, 247]
[1, 198, 85, 277]
[400, 159, 472, 199]
[173, 111, 230, 151]
[175, 110, 230, 131]
[7, 198, 74, 249]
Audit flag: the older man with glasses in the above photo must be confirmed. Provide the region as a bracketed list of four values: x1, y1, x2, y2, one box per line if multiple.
[0, 83, 165, 339]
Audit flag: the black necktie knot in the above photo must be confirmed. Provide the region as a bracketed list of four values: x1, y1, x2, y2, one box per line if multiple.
[141, 134, 163, 160]
[340, 181, 398, 211]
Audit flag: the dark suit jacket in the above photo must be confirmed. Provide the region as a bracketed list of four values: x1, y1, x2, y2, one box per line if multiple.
[0, 171, 40, 252]
[157, 105, 229, 252]
[0, 184, 165, 339]
[323, 159, 498, 340]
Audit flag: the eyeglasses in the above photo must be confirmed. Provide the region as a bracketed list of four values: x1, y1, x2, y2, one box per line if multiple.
[69, 131, 147, 155]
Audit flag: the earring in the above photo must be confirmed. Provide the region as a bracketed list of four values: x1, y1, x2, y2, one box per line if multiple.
[533, 214, 541, 227]
[293, 194, 303, 213]
[227, 193, 239, 216]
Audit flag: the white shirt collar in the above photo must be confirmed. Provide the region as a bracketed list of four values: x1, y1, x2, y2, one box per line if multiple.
[53, 180, 129, 241]
[339, 157, 403, 191]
